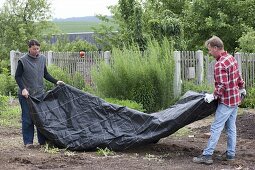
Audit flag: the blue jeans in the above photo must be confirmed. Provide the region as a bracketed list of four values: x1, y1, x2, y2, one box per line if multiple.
[203, 103, 238, 156]
[18, 95, 46, 145]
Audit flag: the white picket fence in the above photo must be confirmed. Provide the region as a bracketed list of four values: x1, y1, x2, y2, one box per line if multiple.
[10, 50, 254, 97]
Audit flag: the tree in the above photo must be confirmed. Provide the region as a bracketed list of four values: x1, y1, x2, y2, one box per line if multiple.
[115, 0, 146, 50]
[0, 0, 57, 60]
[238, 28, 255, 53]
[181, 0, 255, 52]
[93, 0, 184, 50]
[95, 0, 255, 52]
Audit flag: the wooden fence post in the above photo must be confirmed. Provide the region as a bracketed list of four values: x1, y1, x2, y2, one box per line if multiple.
[174, 51, 181, 98]
[10, 50, 18, 76]
[234, 52, 242, 76]
[47, 51, 53, 66]
[104, 51, 111, 64]
[196, 50, 203, 84]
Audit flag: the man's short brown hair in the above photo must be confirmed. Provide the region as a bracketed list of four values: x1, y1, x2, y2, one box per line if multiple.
[28, 39, 40, 48]
[205, 36, 224, 50]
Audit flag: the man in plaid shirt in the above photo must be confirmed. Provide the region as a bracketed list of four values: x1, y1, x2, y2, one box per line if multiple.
[193, 36, 246, 165]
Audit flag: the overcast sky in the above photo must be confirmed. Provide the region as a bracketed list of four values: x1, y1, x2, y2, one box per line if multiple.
[0, 0, 118, 18]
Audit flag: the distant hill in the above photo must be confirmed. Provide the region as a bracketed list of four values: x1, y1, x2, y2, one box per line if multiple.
[53, 16, 111, 22]
[50, 16, 117, 33]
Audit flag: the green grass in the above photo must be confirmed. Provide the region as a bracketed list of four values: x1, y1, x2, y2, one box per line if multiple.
[43, 143, 60, 154]
[172, 127, 192, 137]
[96, 147, 115, 156]
[53, 21, 117, 33]
[0, 102, 21, 128]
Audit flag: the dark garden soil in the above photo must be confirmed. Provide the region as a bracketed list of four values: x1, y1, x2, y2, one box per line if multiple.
[0, 108, 254, 170]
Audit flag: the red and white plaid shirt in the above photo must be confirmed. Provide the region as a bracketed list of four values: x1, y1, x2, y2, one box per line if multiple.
[213, 51, 245, 106]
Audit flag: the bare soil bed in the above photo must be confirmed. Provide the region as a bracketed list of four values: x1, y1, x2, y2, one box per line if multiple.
[0, 109, 254, 170]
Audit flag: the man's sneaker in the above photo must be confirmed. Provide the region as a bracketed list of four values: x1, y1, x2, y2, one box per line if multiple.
[24, 144, 34, 149]
[193, 154, 213, 165]
[217, 151, 235, 161]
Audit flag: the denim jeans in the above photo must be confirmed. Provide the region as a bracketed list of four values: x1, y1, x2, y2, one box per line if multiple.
[18, 95, 46, 145]
[203, 103, 238, 156]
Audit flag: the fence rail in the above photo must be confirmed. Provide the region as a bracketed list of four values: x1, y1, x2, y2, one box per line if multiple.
[10, 50, 254, 97]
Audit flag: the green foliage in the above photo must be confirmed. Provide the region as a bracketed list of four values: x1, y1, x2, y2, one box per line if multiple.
[0, 59, 10, 73]
[104, 98, 145, 112]
[50, 38, 97, 52]
[144, 8, 183, 49]
[181, 0, 255, 52]
[0, 95, 8, 110]
[182, 80, 214, 95]
[92, 0, 143, 50]
[0, 0, 58, 60]
[239, 86, 255, 108]
[172, 127, 191, 137]
[92, 38, 175, 113]
[237, 29, 255, 53]
[45, 65, 85, 91]
[96, 147, 115, 157]
[92, 15, 120, 51]
[43, 143, 60, 154]
[0, 96, 20, 128]
[0, 68, 18, 96]
[94, 0, 184, 51]
[102, 0, 255, 52]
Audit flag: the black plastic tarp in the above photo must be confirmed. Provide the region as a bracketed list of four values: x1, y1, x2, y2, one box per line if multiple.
[27, 84, 217, 151]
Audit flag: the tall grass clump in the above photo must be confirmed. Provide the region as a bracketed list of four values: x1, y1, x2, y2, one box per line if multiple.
[92, 38, 175, 113]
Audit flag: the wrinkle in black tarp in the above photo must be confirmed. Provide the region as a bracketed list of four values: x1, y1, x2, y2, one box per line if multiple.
[27, 84, 217, 151]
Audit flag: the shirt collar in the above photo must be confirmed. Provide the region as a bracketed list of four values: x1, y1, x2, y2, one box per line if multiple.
[216, 51, 228, 61]
[28, 52, 39, 58]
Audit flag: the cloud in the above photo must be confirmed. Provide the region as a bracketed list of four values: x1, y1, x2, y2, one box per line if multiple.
[51, 0, 118, 18]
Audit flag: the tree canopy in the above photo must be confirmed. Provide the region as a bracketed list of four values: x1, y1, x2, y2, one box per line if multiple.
[0, 0, 56, 60]
[94, 0, 255, 52]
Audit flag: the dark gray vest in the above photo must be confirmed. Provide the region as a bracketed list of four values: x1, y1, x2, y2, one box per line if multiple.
[18, 53, 46, 98]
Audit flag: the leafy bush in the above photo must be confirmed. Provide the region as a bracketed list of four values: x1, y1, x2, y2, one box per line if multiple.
[0, 68, 18, 96]
[92, 38, 175, 113]
[51, 38, 97, 52]
[45, 65, 85, 91]
[0, 59, 10, 73]
[239, 86, 255, 108]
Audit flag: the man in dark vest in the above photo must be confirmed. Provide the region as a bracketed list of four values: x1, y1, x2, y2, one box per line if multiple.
[15, 39, 64, 148]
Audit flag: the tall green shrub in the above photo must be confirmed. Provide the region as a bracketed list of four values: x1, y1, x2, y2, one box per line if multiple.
[92, 38, 175, 113]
